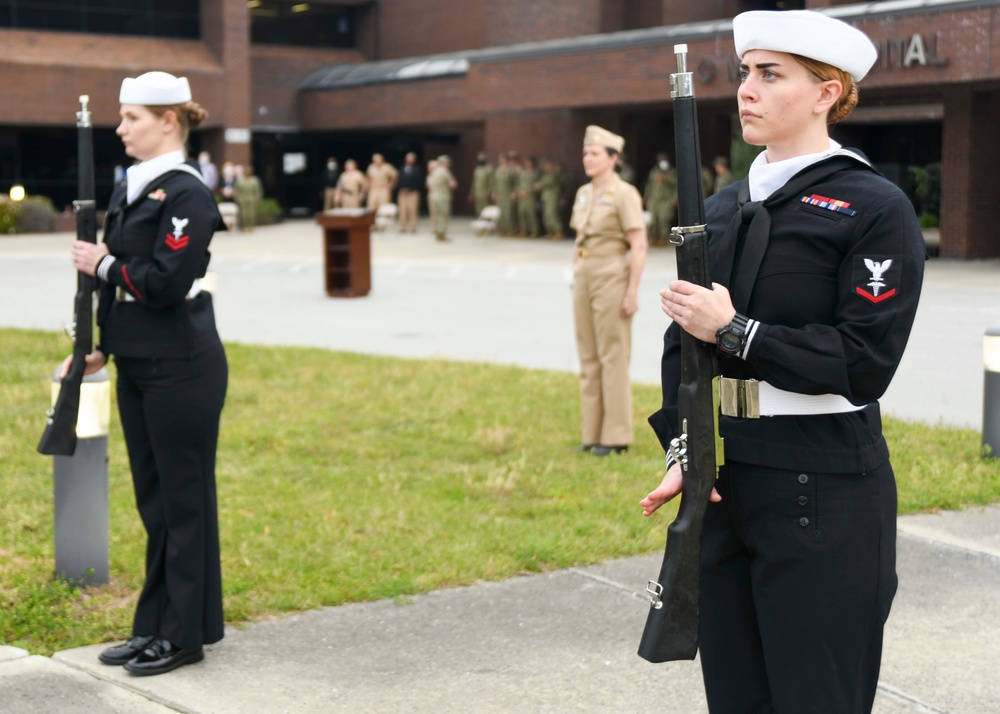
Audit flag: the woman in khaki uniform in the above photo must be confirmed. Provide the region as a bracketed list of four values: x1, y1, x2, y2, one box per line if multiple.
[570, 125, 648, 455]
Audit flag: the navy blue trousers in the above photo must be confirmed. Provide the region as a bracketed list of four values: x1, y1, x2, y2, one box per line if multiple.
[698, 460, 898, 714]
[115, 340, 227, 650]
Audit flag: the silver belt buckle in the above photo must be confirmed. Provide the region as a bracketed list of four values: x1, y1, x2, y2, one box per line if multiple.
[719, 377, 760, 419]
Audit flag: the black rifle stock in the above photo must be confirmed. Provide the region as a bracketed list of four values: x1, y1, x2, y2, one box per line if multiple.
[37, 95, 97, 457]
[638, 45, 723, 663]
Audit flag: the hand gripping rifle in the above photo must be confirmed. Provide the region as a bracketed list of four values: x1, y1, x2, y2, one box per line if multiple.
[638, 45, 724, 663]
[37, 95, 98, 457]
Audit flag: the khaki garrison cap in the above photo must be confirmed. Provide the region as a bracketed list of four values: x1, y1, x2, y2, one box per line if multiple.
[583, 125, 624, 153]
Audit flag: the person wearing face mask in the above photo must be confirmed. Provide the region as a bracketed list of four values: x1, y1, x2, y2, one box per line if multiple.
[642, 11, 925, 713]
[322, 156, 341, 210]
[643, 153, 678, 247]
[65, 71, 227, 677]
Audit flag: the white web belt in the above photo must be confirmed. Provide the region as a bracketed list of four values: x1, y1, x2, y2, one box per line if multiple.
[719, 377, 865, 418]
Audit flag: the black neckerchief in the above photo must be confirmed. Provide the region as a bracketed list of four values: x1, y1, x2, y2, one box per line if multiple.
[717, 154, 875, 313]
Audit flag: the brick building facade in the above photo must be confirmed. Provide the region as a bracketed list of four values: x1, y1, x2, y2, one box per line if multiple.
[1, 0, 997, 258]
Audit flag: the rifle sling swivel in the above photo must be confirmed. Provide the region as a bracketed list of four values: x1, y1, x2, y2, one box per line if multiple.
[668, 223, 707, 247]
[646, 580, 664, 609]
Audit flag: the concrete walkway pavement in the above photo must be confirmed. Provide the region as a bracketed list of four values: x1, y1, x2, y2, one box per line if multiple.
[2, 218, 999, 713]
[2, 218, 996, 429]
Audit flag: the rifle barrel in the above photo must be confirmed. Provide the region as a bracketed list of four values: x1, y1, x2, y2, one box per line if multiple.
[37, 95, 98, 456]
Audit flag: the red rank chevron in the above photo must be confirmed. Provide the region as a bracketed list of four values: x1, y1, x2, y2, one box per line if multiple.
[165, 233, 190, 251]
[855, 287, 897, 304]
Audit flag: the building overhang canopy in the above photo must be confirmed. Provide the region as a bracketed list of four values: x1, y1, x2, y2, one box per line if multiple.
[299, 0, 987, 92]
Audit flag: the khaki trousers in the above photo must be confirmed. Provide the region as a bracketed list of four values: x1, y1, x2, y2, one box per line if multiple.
[572, 252, 633, 446]
[367, 187, 391, 211]
[323, 188, 338, 211]
[398, 189, 420, 231]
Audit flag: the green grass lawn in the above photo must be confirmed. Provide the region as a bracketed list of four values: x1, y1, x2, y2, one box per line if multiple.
[3, 327, 999, 655]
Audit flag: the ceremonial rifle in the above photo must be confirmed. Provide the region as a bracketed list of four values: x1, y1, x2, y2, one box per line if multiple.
[37, 95, 98, 456]
[638, 45, 724, 663]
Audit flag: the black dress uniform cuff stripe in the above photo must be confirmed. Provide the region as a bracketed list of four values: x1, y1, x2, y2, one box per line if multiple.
[96, 255, 117, 282]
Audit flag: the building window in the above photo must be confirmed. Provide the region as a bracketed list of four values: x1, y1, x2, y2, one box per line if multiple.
[250, 0, 355, 49]
[0, 0, 200, 39]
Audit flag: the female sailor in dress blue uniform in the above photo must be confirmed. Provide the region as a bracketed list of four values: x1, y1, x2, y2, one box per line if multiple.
[68, 71, 227, 677]
[642, 12, 925, 713]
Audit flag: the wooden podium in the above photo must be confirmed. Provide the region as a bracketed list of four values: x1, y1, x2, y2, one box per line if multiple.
[315, 209, 375, 298]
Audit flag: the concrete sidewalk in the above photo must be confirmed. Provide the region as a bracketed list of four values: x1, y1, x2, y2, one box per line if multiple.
[2, 218, 1000, 713]
[3, 506, 999, 714]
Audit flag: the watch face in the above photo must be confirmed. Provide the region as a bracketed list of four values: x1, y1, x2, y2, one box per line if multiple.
[720, 332, 742, 351]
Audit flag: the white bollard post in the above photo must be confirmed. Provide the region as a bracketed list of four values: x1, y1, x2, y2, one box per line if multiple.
[52, 367, 110, 585]
[984, 322, 1000, 459]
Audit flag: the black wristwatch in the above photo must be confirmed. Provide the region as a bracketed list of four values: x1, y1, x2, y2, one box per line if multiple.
[716, 313, 750, 357]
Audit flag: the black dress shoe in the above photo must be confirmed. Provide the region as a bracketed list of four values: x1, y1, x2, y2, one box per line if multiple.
[572, 444, 595, 452]
[123, 638, 204, 676]
[98, 635, 156, 666]
[592, 445, 628, 456]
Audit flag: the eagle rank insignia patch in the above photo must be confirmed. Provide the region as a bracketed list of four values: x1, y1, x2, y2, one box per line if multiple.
[165, 217, 190, 251]
[853, 256, 900, 304]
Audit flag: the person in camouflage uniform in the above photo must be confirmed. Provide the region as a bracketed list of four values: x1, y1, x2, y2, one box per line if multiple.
[516, 156, 540, 238]
[702, 165, 715, 199]
[428, 155, 457, 242]
[643, 152, 678, 247]
[713, 155, 735, 194]
[468, 152, 494, 217]
[493, 152, 517, 236]
[536, 158, 564, 240]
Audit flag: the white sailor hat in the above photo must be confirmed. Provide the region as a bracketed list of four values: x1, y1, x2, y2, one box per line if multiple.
[119, 71, 192, 105]
[733, 10, 878, 82]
